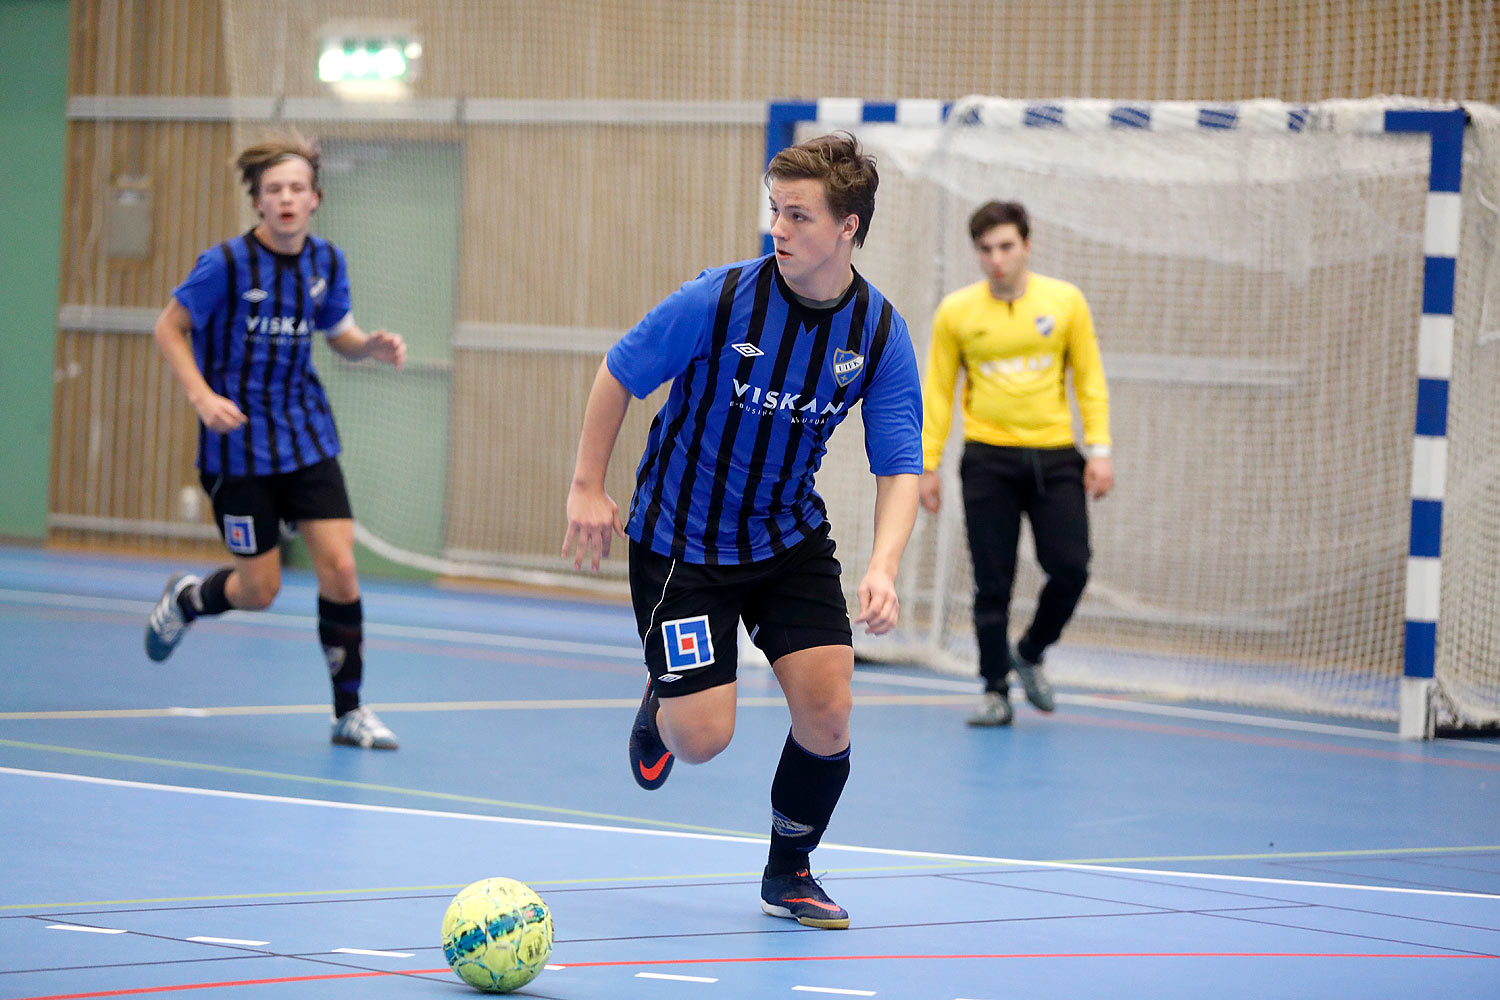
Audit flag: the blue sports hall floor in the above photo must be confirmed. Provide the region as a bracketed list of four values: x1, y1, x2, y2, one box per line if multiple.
[2, 543, 1497, 999]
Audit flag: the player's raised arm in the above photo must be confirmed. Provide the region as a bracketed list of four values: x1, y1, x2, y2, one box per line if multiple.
[563, 359, 632, 572]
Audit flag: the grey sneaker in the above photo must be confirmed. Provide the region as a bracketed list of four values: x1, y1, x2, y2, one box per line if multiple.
[966, 690, 1013, 727]
[330, 706, 399, 750]
[145, 572, 200, 662]
[1010, 649, 1055, 712]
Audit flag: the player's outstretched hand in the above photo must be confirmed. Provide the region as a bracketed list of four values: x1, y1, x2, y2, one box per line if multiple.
[191, 390, 248, 434]
[853, 567, 899, 635]
[562, 486, 626, 572]
[366, 329, 407, 370]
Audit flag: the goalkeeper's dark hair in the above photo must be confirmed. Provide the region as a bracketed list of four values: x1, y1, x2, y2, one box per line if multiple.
[969, 200, 1030, 242]
[236, 132, 322, 201]
[765, 131, 879, 247]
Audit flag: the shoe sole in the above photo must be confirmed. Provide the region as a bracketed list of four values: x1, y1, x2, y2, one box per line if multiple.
[331, 738, 399, 750]
[760, 899, 849, 929]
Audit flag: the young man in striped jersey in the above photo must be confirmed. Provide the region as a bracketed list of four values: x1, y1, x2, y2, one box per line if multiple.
[920, 201, 1114, 727]
[563, 133, 922, 929]
[144, 135, 405, 751]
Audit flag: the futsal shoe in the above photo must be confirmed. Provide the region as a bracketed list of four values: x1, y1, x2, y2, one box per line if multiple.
[628, 679, 673, 790]
[1010, 648, 1056, 712]
[760, 867, 850, 929]
[965, 689, 1013, 727]
[330, 706, 399, 750]
[144, 572, 200, 662]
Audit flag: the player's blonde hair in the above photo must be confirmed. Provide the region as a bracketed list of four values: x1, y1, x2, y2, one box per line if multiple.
[765, 131, 879, 247]
[235, 133, 322, 200]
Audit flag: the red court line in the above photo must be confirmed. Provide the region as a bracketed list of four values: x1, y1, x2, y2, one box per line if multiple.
[18, 952, 1497, 998]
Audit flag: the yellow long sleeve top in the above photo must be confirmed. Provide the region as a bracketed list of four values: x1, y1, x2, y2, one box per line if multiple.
[921, 273, 1110, 471]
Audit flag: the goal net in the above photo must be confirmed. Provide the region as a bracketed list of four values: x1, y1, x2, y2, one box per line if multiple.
[212, 3, 1500, 730]
[820, 97, 1500, 729]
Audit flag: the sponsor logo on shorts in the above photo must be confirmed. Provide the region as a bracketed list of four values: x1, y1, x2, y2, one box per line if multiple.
[662, 615, 714, 671]
[224, 514, 257, 555]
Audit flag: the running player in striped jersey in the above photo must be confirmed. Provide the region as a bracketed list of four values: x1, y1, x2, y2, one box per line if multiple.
[144, 134, 405, 751]
[563, 133, 922, 929]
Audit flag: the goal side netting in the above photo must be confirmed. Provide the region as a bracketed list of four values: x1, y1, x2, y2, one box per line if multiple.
[817, 97, 1500, 728]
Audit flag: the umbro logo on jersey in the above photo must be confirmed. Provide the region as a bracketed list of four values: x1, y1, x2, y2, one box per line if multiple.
[1035, 315, 1056, 336]
[831, 349, 864, 387]
[731, 342, 764, 357]
[242, 289, 268, 303]
[310, 277, 327, 300]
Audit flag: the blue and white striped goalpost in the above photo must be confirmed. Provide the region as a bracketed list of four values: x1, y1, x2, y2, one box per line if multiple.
[764, 97, 1468, 738]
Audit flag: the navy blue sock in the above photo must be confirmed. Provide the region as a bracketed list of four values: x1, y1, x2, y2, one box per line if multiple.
[319, 597, 363, 718]
[767, 731, 850, 877]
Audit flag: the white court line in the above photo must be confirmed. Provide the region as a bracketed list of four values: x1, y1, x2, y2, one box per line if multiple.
[5, 766, 1499, 902]
[793, 988, 876, 997]
[187, 935, 269, 946]
[47, 924, 126, 934]
[6, 586, 1497, 750]
[637, 972, 720, 982]
[331, 947, 414, 957]
[0, 588, 641, 661]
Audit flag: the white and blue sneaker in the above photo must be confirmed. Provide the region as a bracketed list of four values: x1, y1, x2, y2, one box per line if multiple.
[144, 572, 200, 662]
[1010, 648, 1056, 712]
[330, 706, 399, 750]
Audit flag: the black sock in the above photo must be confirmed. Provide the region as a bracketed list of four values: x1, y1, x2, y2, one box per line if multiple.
[319, 597, 363, 718]
[177, 567, 232, 621]
[766, 731, 850, 877]
[1016, 637, 1044, 665]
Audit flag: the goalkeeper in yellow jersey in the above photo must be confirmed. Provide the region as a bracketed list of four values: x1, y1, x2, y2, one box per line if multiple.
[919, 201, 1114, 726]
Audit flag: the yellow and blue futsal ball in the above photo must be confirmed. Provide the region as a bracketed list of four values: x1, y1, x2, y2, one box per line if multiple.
[441, 877, 554, 993]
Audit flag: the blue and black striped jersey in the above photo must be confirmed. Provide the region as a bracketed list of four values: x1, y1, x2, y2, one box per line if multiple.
[608, 255, 923, 565]
[173, 230, 353, 477]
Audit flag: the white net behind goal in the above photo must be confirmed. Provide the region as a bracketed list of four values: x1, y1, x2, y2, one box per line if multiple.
[826, 98, 1500, 727]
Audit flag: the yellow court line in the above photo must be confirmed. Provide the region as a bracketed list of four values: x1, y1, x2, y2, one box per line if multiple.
[0, 862, 996, 912]
[0, 737, 755, 838]
[0, 693, 972, 721]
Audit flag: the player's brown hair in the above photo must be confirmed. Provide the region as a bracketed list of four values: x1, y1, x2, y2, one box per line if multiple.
[765, 131, 879, 247]
[235, 133, 322, 201]
[969, 200, 1031, 243]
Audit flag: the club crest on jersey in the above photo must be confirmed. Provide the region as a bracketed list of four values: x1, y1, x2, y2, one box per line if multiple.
[224, 514, 257, 555]
[1035, 315, 1056, 336]
[662, 615, 714, 671]
[241, 289, 268, 303]
[731, 342, 763, 358]
[310, 277, 327, 302]
[831, 349, 864, 387]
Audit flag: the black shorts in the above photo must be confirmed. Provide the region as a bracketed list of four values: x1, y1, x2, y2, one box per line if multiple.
[199, 457, 354, 558]
[628, 521, 853, 697]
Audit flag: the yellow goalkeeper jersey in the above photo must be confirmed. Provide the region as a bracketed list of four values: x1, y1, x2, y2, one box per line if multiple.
[921, 273, 1110, 470]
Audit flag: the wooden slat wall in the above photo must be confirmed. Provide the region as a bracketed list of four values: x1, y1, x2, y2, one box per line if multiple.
[54, 0, 1500, 559]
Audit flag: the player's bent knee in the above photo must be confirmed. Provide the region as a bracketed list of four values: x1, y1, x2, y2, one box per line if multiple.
[659, 711, 734, 765]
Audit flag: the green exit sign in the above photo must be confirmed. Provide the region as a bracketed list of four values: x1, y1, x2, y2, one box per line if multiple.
[318, 38, 423, 83]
